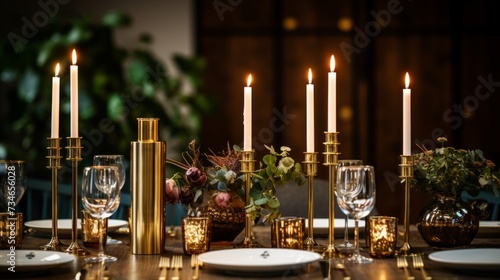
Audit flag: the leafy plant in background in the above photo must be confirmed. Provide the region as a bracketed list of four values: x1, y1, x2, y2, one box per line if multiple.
[0, 12, 213, 177]
[412, 137, 500, 197]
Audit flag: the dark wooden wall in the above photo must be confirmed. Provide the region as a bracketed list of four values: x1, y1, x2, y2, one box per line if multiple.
[196, 0, 500, 223]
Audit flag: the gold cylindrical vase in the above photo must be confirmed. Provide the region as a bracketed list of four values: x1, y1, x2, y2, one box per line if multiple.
[130, 118, 166, 254]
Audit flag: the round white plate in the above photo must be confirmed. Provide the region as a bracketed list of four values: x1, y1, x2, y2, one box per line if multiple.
[198, 248, 321, 274]
[429, 248, 500, 272]
[305, 218, 365, 236]
[25, 219, 128, 237]
[0, 250, 75, 272]
[477, 221, 500, 237]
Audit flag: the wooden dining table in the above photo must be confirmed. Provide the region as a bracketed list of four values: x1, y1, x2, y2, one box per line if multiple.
[4, 224, 500, 279]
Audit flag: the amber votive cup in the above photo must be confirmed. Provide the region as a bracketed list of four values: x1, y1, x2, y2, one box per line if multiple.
[271, 216, 305, 249]
[0, 212, 23, 249]
[81, 210, 108, 248]
[182, 217, 211, 255]
[368, 216, 397, 258]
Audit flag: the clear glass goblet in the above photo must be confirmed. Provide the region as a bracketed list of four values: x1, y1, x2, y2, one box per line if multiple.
[335, 159, 363, 256]
[93, 155, 126, 190]
[336, 165, 376, 264]
[93, 155, 126, 244]
[82, 166, 121, 263]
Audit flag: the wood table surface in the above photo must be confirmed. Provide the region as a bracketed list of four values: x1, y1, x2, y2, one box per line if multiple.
[3, 224, 500, 279]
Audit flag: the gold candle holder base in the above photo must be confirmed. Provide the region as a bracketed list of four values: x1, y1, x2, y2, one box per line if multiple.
[323, 132, 340, 258]
[238, 150, 262, 248]
[303, 152, 320, 250]
[397, 155, 416, 256]
[41, 138, 64, 251]
[64, 137, 89, 256]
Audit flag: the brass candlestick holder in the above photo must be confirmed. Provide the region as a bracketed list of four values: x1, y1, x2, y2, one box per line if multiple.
[398, 154, 414, 255]
[323, 132, 340, 258]
[64, 137, 89, 255]
[41, 138, 63, 250]
[239, 150, 261, 247]
[303, 152, 319, 250]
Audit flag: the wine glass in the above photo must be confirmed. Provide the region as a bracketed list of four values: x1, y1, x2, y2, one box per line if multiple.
[0, 160, 26, 212]
[81, 166, 121, 263]
[336, 165, 376, 264]
[93, 155, 126, 190]
[93, 155, 126, 244]
[335, 159, 363, 256]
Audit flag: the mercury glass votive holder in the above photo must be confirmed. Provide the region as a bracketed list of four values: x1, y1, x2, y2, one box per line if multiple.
[271, 216, 305, 249]
[81, 210, 108, 248]
[182, 217, 212, 255]
[0, 213, 23, 249]
[368, 216, 397, 258]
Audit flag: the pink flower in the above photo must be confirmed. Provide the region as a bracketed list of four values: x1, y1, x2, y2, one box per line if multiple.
[165, 178, 179, 204]
[213, 192, 232, 209]
[185, 167, 207, 188]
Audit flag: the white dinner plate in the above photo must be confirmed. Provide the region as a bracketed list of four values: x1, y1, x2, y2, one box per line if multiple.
[477, 221, 500, 237]
[198, 248, 321, 274]
[429, 248, 500, 272]
[305, 218, 365, 236]
[25, 219, 128, 237]
[0, 250, 75, 272]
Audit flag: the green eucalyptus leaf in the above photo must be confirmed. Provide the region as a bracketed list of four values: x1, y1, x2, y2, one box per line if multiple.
[267, 197, 280, 208]
[254, 197, 268, 206]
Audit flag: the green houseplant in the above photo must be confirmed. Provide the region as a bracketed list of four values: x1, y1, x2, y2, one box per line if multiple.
[0, 12, 212, 178]
[412, 137, 500, 247]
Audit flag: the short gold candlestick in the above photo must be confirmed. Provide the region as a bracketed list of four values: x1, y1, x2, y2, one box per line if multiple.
[64, 137, 89, 255]
[40, 138, 63, 251]
[239, 150, 261, 247]
[323, 132, 340, 258]
[303, 152, 320, 251]
[398, 154, 414, 255]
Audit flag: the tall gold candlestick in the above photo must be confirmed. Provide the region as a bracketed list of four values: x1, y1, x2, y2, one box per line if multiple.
[239, 150, 261, 247]
[398, 155, 414, 255]
[323, 132, 340, 258]
[40, 138, 63, 250]
[64, 137, 88, 255]
[303, 152, 319, 250]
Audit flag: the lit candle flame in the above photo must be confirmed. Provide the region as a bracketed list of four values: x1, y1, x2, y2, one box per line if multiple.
[330, 55, 335, 72]
[72, 49, 77, 65]
[308, 68, 312, 84]
[405, 72, 410, 89]
[55, 63, 60, 77]
[247, 74, 252, 87]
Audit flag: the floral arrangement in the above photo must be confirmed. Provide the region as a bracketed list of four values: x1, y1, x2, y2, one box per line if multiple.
[165, 140, 306, 223]
[412, 137, 500, 197]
